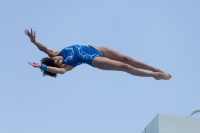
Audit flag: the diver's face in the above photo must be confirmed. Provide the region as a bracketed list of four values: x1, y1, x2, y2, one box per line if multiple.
[52, 56, 63, 67]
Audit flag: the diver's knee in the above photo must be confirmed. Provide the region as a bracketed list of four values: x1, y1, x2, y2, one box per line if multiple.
[122, 56, 132, 63]
[120, 63, 131, 71]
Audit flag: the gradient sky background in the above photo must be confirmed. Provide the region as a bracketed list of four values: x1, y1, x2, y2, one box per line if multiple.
[1, 0, 200, 133]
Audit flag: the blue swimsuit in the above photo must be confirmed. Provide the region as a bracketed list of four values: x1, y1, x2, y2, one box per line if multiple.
[57, 44, 103, 67]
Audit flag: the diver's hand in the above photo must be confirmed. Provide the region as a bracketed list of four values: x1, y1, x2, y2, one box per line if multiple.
[28, 62, 41, 68]
[24, 28, 36, 42]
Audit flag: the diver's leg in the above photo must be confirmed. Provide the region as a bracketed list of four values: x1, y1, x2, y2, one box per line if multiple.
[94, 46, 165, 73]
[92, 57, 171, 80]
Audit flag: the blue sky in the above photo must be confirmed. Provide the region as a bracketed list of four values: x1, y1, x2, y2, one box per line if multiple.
[0, 0, 200, 133]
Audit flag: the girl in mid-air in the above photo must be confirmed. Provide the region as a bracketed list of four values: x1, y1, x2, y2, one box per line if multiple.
[25, 29, 171, 80]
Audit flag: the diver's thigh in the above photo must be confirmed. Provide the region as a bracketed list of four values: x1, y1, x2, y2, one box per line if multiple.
[92, 57, 127, 71]
[94, 46, 126, 61]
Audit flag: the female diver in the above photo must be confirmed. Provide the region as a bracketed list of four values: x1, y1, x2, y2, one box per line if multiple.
[25, 29, 171, 80]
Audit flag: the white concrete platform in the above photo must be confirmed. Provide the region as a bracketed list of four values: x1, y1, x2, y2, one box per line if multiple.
[141, 113, 200, 133]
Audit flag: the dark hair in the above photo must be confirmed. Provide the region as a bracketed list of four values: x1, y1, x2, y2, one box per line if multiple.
[41, 57, 59, 78]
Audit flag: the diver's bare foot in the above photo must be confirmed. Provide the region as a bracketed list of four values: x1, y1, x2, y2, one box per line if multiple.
[153, 69, 172, 78]
[154, 72, 171, 80]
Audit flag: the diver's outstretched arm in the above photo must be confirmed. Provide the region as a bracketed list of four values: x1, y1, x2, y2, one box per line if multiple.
[28, 62, 67, 74]
[24, 29, 56, 57]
